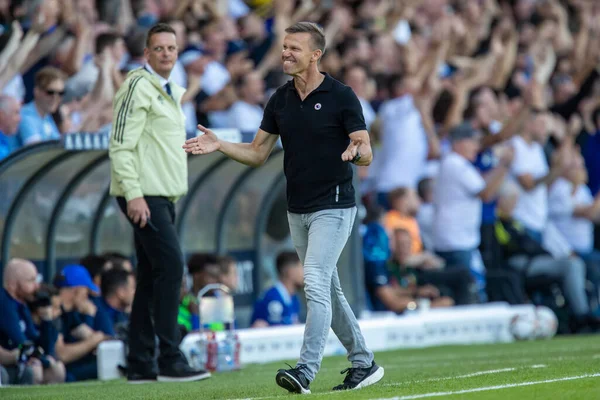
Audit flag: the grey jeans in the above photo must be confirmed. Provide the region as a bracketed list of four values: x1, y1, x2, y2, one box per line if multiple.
[288, 207, 374, 382]
[509, 254, 589, 316]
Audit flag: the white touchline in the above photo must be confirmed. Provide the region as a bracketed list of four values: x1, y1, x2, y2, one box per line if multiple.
[373, 373, 600, 400]
[382, 368, 515, 387]
[383, 364, 547, 387]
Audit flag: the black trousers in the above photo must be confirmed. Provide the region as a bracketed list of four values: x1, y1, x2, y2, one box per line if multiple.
[117, 196, 184, 371]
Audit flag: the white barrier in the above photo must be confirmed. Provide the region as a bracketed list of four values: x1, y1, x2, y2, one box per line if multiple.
[98, 302, 539, 380]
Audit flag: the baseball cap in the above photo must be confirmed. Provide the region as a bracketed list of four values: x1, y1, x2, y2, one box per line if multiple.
[449, 122, 481, 142]
[55, 264, 100, 293]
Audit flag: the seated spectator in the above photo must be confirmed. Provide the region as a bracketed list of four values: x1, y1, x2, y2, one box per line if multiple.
[54, 265, 110, 381]
[0, 345, 34, 385]
[251, 251, 303, 328]
[362, 209, 453, 312]
[0, 258, 65, 384]
[187, 253, 221, 296]
[549, 153, 600, 259]
[389, 228, 464, 307]
[384, 187, 423, 255]
[79, 254, 112, 289]
[17, 67, 66, 145]
[0, 95, 21, 161]
[433, 122, 514, 303]
[178, 254, 221, 332]
[58, 264, 114, 337]
[496, 187, 599, 332]
[218, 255, 238, 292]
[548, 153, 600, 313]
[28, 285, 61, 357]
[102, 252, 133, 272]
[98, 268, 134, 333]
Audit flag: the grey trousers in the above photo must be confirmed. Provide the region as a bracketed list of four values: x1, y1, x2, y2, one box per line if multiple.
[288, 207, 374, 382]
[509, 254, 589, 316]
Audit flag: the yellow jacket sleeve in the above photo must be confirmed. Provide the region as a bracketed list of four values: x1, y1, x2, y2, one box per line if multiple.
[108, 76, 150, 202]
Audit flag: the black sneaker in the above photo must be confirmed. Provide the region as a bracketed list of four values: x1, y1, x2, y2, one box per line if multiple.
[157, 362, 211, 383]
[332, 361, 384, 391]
[127, 371, 158, 384]
[275, 364, 311, 394]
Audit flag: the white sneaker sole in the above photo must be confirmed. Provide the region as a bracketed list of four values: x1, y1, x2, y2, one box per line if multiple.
[276, 371, 311, 394]
[127, 379, 157, 385]
[354, 366, 385, 390]
[157, 371, 211, 383]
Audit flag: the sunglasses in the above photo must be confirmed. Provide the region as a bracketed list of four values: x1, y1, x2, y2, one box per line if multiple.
[45, 89, 65, 96]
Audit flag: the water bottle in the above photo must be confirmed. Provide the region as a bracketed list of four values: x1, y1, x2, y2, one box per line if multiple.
[205, 332, 218, 372]
[189, 337, 207, 370]
[189, 347, 201, 370]
[233, 333, 241, 370]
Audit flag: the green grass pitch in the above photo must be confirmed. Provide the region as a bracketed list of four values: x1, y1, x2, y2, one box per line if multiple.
[2, 335, 599, 399]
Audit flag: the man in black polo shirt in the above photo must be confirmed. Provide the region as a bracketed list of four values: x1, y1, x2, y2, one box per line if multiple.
[184, 22, 383, 394]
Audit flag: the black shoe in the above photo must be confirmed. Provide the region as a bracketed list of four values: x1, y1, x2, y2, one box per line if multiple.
[332, 361, 384, 391]
[158, 362, 211, 383]
[275, 364, 311, 394]
[127, 371, 158, 384]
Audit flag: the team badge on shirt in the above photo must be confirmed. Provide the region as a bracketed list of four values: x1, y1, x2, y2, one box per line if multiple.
[314, 103, 322, 110]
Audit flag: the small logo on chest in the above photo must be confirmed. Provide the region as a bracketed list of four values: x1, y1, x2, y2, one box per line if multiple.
[157, 95, 164, 104]
[314, 103, 322, 110]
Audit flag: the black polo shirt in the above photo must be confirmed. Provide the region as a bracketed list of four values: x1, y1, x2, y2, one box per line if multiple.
[260, 73, 366, 213]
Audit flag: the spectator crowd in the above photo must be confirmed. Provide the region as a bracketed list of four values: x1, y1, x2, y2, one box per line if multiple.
[1, 0, 600, 386]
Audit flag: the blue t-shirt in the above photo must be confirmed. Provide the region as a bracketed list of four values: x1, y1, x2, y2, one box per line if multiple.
[0, 131, 19, 161]
[17, 101, 61, 145]
[0, 288, 46, 350]
[474, 149, 497, 224]
[362, 222, 392, 312]
[251, 283, 300, 326]
[88, 296, 116, 336]
[98, 298, 128, 333]
[60, 308, 85, 344]
[364, 259, 391, 312]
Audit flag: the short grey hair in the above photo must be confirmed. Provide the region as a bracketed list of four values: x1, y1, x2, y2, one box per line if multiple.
[285, 22, 326, 53]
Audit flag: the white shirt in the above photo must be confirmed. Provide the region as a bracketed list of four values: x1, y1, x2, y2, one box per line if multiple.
[433, 152, 486, 251]
[2, 74, 25, 102]
[359, 97, 376, 130]
[202, 61, 231, 96]
[375, 95, 428, 192]
[227, 100, 263, 133]
[510, 136, 549, 232]
[145, 63, 171, 88]
[549, 177, 594, 253]
[64, 59, 98, 100]
[170, 60, 198, 136]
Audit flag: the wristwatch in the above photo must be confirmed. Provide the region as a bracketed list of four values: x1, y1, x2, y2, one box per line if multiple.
[351, 151, 361, 164]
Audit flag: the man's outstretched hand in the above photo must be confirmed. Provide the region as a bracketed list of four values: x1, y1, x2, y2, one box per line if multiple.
[183, 124, 221, 155]
[341, 139, 361, 163]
